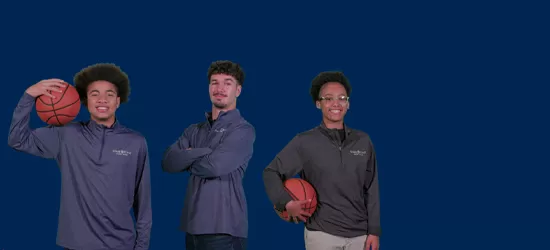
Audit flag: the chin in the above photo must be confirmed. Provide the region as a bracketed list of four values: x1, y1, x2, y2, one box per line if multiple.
[213, 102, 227, 109]
[92, 114, 113, 121]
[325, 115, 344, 123]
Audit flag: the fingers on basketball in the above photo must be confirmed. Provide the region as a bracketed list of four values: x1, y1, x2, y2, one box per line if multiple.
[277, 178, 318, 223]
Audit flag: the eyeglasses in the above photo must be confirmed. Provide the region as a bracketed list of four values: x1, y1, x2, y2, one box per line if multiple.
[319, 95, 349, 105]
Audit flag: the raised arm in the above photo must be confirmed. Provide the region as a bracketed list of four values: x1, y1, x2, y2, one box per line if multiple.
[8, 91, 63, 159]
[364, 140, 381, 237]
[189, 123, 255, 178]
[161, 125, 212, 173]
[133, 139, 152, 250]
[262, 135, 305, 211]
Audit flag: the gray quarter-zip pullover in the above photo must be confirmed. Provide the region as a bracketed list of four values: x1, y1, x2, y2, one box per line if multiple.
[263, 123, 381, 238]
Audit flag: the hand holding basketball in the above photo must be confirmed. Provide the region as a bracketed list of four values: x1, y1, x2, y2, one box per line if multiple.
[285, 199, 312, 223]
[26, 79, 66, 98]
[30, 79, 81, 126]
[274, 178, 318, 223]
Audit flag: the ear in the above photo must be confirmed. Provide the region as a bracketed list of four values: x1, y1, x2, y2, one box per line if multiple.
[316, 101, 321, 109]
[116, 97, 120, 108]
[236, 85, 242, 97]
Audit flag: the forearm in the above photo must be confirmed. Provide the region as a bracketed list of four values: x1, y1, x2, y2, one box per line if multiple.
[366, 173, 381, 236]
[134, 153, 152, 249]
[263, 168, 294, 211]
[188, 153, 248, 178]
[161, 144, 211, 173]
[189, 157, 221, 178]
[134, 200, 152, 250]
[189, 125, 255, 178]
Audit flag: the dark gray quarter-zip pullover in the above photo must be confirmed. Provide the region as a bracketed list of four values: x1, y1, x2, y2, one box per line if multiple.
[8, 93, 152, 250]
[263, 123, 381, 238]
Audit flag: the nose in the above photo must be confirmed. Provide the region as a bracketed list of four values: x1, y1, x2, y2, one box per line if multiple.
[214, 86, 226, 93]
[96, 96, 108, 103]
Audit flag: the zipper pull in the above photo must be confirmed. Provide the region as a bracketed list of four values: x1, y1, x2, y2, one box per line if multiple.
[339, 146, 342, 151]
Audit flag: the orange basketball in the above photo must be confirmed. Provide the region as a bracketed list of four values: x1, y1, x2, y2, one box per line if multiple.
[35, 82, 81, 126]
[274, 178, 318, 222]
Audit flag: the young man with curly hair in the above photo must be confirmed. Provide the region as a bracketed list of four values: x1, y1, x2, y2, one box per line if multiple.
[262, 71, 381, 250]
[7, 63, 152, 250]
[162, 60, 255, 250]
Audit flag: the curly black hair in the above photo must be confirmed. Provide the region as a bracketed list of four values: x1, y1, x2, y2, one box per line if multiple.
[309, 71, 352, 103]
[74, 63, 130, 105]
[207, 60, 245, 85]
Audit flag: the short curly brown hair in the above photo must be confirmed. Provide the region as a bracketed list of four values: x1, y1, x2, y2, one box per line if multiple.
[309, 71, 352, 103]
[74, 63, 130, 105]
[207, 60, 245, 85]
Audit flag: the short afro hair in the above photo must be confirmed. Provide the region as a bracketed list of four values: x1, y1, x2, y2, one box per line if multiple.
[74, 63, 130, 105]
[207, 60, 245, 86]
[310, 71, 352, 103]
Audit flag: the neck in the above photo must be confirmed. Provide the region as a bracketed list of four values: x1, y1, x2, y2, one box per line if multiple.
[211, 104, 236, 120]
[323, 119, 344, 129]
[92, 116, 116, 128]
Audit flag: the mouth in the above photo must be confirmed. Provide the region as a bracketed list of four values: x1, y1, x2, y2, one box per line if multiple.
[214, 94, 226, 98]
[96, 106, 109, 113]
[329, 109, 342, 114]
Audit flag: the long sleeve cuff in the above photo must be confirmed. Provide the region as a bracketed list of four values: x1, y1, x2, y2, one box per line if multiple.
[368, 226, 381, 236]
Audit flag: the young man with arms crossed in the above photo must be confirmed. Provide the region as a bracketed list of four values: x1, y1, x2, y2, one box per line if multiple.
[161, 60, 255, 250]
[8, 63, 152, 250]
[263, 71, 381, 250]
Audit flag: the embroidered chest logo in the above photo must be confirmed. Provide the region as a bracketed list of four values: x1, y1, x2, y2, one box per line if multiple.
[214, 128, 226, 133]
[349, 150, 367, 156]
[112, 149, 132, 156]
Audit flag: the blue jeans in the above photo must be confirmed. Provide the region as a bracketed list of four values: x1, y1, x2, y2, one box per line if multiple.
[185, 233, 247, 250]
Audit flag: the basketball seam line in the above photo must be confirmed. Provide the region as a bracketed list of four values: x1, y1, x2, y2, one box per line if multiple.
[51, 97, 61, 125]
[297, 180, 313, 214]
[45, 114, 77, 123]
[36, 98, 80, 112]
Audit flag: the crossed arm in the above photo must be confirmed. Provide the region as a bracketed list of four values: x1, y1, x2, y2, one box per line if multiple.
[161, 124, 256, 178]
[161, 125, 211, 173]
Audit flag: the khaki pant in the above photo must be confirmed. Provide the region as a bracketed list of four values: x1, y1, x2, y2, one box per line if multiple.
[304, 227, 367, 250]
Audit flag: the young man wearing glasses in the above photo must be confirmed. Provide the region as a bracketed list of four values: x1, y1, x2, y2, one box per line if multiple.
[262, 71, 381, 250]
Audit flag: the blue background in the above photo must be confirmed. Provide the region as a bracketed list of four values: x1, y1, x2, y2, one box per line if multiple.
[0, 1, 547, 249]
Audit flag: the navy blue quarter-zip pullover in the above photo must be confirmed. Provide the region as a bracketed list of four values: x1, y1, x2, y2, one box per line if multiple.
[8, 93, 152, 250]
[161, 109, 255, 238]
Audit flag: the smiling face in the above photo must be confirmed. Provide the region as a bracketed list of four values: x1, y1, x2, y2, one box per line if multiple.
[86, 80, 120, 126]
[316, 82, 350, 127]
[209, 73, 241, 110]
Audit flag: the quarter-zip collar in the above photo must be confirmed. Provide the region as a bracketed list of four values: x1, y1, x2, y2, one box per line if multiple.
[318, 122, 358, 147]
[86, 118, 121, 135]
[204, 109, 241, 128]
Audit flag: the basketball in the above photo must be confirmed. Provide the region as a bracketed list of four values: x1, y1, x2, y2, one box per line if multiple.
[275, 178, 318, 222]
[35, 82, 81, 126]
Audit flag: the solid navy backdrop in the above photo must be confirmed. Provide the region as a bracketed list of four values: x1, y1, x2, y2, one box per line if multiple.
[0, 1, 547, 250]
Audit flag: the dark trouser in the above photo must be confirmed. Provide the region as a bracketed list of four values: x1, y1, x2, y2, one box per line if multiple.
[185, 233, 247, 250]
